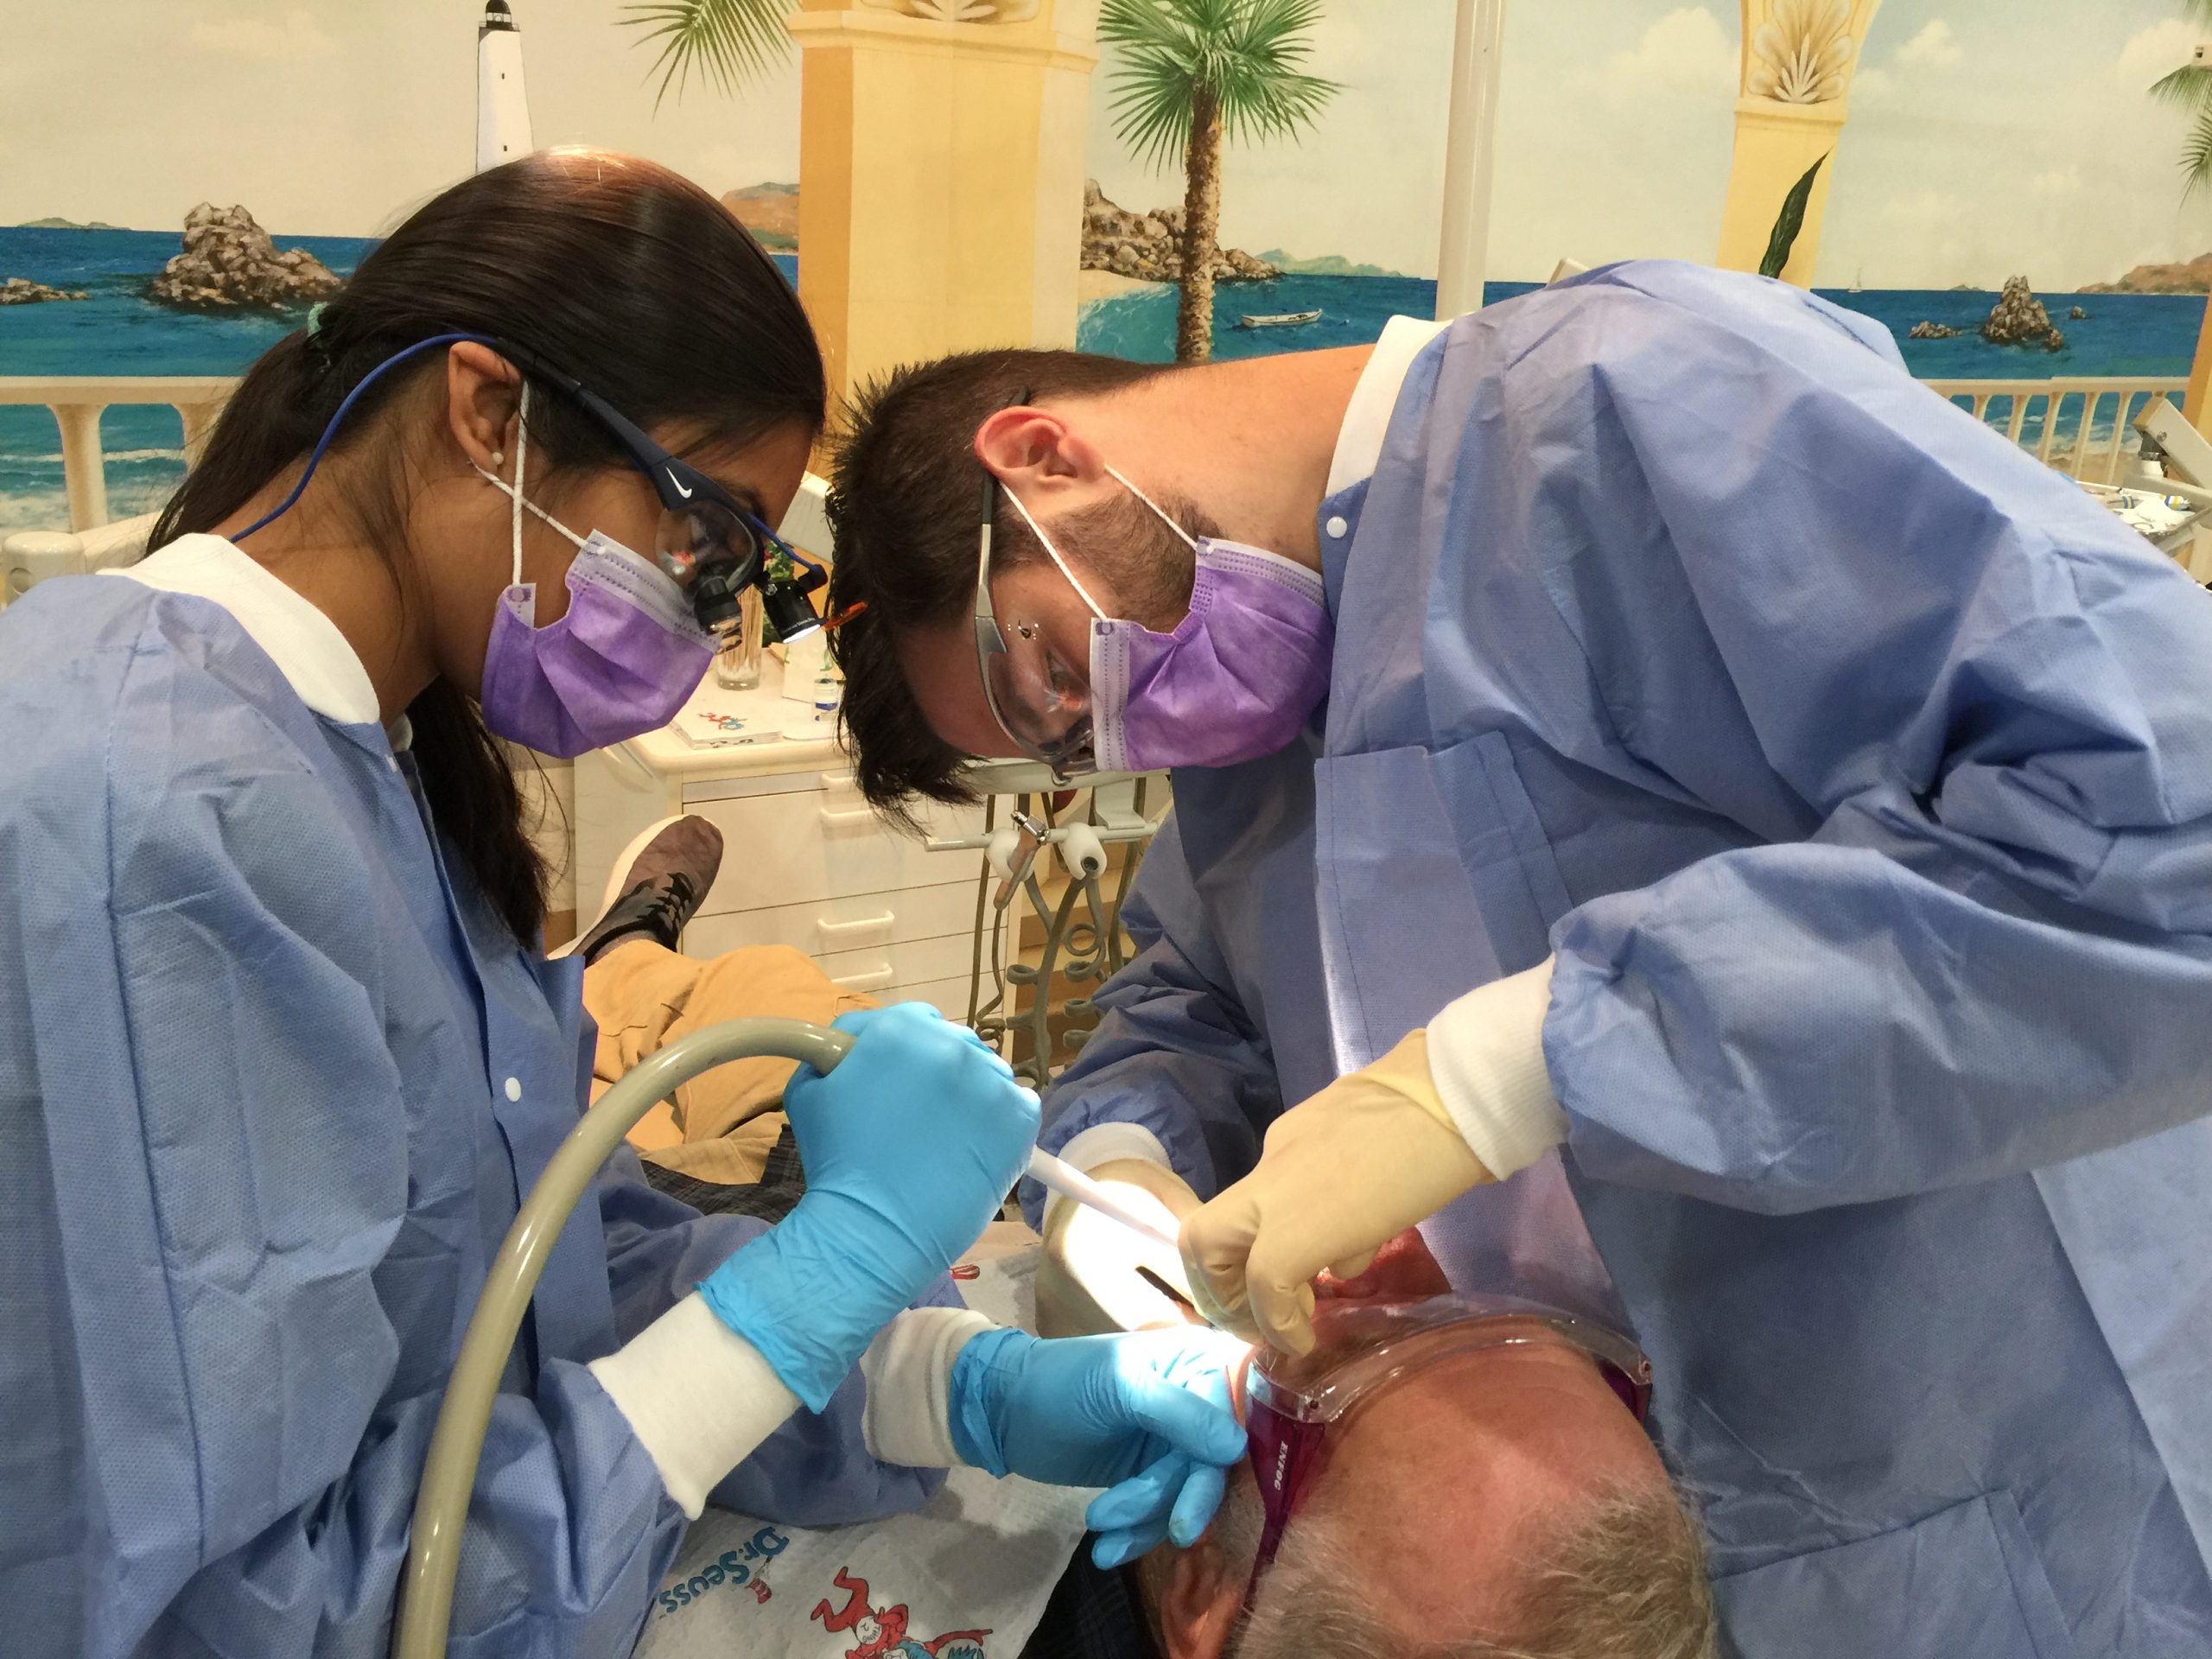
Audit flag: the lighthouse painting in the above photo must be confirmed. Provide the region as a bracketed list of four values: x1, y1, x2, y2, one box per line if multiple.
[477, 0, 534, 175]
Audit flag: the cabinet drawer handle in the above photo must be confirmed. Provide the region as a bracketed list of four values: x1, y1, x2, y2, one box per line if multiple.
[817, 910, 896, 938]
[820, 771, 859, 791]
[830, 963, 895, 990]
[819, 805, 876, 828]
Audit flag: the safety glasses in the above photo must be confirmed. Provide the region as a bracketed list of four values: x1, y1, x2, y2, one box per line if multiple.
[499, 341, 826, 640]
[974, 391, 1096, 776]
[1239, 1295, 1652, 1609]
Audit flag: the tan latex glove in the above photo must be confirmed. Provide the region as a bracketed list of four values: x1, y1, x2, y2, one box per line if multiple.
[1039, 1158, 1206, 1337]
[1178, 1029, 1494, 1353]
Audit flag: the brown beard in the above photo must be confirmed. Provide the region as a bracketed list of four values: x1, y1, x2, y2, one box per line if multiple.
[1052, 485, 1221, 630]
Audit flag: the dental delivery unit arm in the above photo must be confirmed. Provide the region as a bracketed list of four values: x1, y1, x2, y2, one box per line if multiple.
[393, 1017, 1186, 1657]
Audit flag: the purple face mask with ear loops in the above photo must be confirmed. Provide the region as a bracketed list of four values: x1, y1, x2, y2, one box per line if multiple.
[996, 468, 1334, 775]
[473, 385, 715, 758]
[1087, 539, 1333, 773]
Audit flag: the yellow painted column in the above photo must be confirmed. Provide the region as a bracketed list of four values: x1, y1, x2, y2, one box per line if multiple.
[2183, 299, 2212, 430]
[1715, 0, 1883, 287]
[788, 0, 1100, 411]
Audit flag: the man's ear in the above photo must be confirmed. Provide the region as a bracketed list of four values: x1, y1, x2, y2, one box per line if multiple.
[1156, 1535, 1246, 1659]
[973, 405, 1107, 502]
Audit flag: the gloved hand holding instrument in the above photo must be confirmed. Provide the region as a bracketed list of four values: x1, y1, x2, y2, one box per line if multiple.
[700, 1001, 1039, 1408]
[398, 1003, 1249, 1659]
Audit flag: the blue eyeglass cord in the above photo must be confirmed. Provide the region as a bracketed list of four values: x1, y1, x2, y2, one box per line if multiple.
[232, 333, 483, 543]
[232, 328, 827, 578]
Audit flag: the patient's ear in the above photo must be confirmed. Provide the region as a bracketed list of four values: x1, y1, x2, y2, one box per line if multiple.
[1158, 1536, 1245, 1659]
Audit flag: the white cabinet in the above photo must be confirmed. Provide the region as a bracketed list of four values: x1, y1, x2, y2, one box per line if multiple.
[572, 657, 987, 1007]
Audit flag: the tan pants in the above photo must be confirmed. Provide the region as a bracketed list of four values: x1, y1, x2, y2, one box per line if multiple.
[583, 940, 877, 1186]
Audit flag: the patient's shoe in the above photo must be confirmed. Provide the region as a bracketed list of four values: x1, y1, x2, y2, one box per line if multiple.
[567, 816, 723, 963]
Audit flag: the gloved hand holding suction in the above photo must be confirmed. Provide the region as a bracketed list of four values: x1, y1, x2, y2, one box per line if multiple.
[946, 1325, 1249, 1568]
[699, 1004, 1039, 1408]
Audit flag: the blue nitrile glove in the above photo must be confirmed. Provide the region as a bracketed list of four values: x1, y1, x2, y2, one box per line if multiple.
[948, 1326, 1250, 1568]
[699, 1004, 1039, 1410]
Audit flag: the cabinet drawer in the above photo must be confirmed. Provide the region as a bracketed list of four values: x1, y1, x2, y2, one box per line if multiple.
[683, 881, 977, 959]
[681, 784, 982, 917]
[815, 933, 981, 995]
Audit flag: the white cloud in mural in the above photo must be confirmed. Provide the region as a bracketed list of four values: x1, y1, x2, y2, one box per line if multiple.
[1893, 21, 1962, 71]
[1596, 7, 1739, 97]
[0, 0, 804, 236]
[188, 11, 336, 63]
[1482, 2, 1738, 279]
[1814, 0, 2212, 289]
[2115, 19, 2202, 92]
[1879, 188, 1963, 226]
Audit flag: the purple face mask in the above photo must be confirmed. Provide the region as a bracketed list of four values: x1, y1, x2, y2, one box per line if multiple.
[474, 388, 715, 758]
[1090, 540, 1333, 772]
[1000, 467, 1333, 774]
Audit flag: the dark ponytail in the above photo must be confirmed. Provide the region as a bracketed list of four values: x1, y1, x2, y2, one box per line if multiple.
[150, 150, 825, 944]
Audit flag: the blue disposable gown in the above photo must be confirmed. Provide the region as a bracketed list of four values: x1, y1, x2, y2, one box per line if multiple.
[1032, 263, 2212, 1653]
[0, 575, 946, 1658]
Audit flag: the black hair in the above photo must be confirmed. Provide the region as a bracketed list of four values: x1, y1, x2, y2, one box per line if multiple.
[151, 149, 825, 943]
[824, 348, 1168, 822]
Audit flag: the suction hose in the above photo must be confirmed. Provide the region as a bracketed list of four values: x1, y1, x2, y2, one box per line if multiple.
[392, 1016, 853, 1659]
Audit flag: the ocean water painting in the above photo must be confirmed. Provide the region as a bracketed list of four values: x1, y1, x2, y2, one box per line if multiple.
[0, 226, 800, 536]
[0, 226, 377, 534]
[1079, 271, 2207, 457]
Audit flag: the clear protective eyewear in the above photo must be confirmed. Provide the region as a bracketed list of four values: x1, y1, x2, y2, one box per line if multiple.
[1239, 1294, 1653, 1609]
[974, 390, 1097, 776]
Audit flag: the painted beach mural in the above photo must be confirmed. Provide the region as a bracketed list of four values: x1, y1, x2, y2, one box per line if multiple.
[6, 0, 2212, 536]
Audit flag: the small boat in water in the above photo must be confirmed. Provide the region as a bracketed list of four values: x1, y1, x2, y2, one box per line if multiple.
[1236, 308, 1322, 329]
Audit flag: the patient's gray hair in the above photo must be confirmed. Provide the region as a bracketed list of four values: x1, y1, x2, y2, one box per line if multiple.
[1220, 1482, 1717, 1659]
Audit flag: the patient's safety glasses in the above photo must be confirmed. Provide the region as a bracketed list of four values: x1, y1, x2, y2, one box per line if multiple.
[1239, 1295, 1653, 1609]
[974, 391, 1096, 777]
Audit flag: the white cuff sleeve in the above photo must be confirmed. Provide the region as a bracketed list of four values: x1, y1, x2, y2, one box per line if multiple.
[1053, 1121, 1173, 1176]
[1426, 957, 1570, 1182]
[858, 1306, 998, 1471]
[1042, 1122, 1174, 1229]
[587, 1292, 801, 1519]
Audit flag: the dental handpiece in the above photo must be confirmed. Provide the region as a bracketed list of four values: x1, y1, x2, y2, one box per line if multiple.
[1025, 1147, 1184, 1252]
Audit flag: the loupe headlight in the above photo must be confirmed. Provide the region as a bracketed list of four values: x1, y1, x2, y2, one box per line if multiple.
[762, 562, 828, 642]
[486, 339, 829, 642]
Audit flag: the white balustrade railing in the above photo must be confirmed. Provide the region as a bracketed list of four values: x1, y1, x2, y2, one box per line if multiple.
[0, 371, 2197, 557]
[1923, 375, 2190, 485]
[0, 374, 234, 532]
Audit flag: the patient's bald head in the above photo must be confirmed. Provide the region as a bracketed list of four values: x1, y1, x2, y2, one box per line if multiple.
[1137, 1314, 1713, 1659]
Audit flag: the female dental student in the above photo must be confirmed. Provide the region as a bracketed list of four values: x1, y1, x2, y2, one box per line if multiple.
[0, 151, 1243, 1658]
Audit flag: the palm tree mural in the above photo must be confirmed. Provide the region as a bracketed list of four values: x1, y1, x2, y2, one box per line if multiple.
[617, 0, 789, 108]
[1098, 0, 1338, 363]
[2152, 2, 2212, 193]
